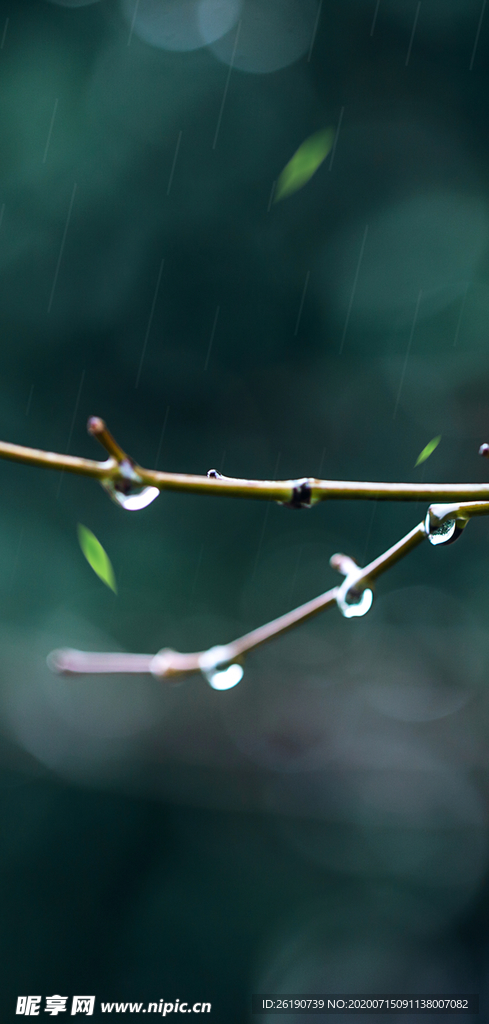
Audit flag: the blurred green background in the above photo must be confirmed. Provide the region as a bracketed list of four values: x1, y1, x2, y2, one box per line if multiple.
[3, 0, 489, 1020]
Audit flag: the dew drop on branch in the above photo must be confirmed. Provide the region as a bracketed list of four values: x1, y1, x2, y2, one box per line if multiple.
[427, 519, 457, 545]
[101, 478, 160, 510]
[205, 663, 244, 690]
[336, 585, 374, 619]
[199, 645, 244, 690]
[424, 513, 464, 547]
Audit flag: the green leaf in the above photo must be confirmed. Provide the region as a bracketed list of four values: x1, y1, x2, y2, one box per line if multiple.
[77, 524, 117, 593]
[274, 128, 335, 203]
[415, 435, 441, 467]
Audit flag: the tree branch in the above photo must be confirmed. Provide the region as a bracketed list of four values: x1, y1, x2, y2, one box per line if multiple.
[46, 515, 456, 681]
[2, 417, 489, 504]
[1, 418, 487, 684]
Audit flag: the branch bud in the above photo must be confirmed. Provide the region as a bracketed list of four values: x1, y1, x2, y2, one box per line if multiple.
[330, 552, 359, 577]
[87, 416, 129, 464]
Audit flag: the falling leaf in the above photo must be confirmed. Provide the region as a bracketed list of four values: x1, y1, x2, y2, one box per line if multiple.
[77, 524, 117, 593]
[274, 128, 335, 203]
[415, 435, 441, 467]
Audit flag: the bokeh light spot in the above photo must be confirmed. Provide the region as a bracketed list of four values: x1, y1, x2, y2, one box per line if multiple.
[208, 0, 320, 74]
[120, 0, 241, 52]
[323, 191, 489, 330]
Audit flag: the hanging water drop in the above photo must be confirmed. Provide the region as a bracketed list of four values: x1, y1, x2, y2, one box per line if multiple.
[425, 506, 466, 546]
[426, 518, 457, 545]
[100, 459, 160, 510]
[198, 645, 244, 690]
[101, 479, 160, 510]
[336, 584, 374, 619]
[206, 663, 244, 690]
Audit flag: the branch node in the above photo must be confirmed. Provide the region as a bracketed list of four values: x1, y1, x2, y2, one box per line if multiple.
[198, 645, 244, 690]
[330, 552, 374, 618]
[281, 478, 313, 509]
[150, 649, 185, 681]
[425, 503, 468, 546]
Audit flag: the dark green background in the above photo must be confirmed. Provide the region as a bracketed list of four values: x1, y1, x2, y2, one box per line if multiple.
[2, 1, 489, 1020]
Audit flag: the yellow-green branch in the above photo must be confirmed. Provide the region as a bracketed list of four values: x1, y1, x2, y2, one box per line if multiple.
[1, 416, 489, 504]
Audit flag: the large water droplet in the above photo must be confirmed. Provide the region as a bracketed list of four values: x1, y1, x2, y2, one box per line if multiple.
[425, 511, 464, 546]
[427, 518, 456, 545]
[199, 645, 244, 690]
[101, 461, 160, 510]
[207, 663, 244, 690]
[101, 480, 160, 510]
[336, 583, 374, 619]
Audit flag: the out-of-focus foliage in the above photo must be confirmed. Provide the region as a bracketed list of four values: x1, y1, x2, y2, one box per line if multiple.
[414, 435, 441, 467]
[274, 128, 335, 202]
[77, 524, 117, 593]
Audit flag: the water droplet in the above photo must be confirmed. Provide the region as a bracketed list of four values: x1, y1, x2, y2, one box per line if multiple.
[101, 461, 160, 510]
[427, 517, 456, 545]
[425, 509, 465, 546]
[101, 480, 160, 510]
[206, 663, 244, 690]
[199, 645, 244, 691]
[336, 582, 374, 619]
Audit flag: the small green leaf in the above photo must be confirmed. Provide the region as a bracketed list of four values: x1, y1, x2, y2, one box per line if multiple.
[274, 128, 335, 203]
[415, 435, 441, 467]
[77, 524, 117, 593]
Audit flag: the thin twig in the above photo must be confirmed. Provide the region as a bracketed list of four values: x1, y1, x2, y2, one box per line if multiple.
[47, 511, 475, 680]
